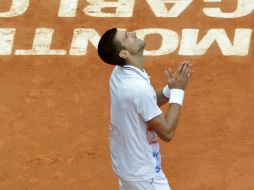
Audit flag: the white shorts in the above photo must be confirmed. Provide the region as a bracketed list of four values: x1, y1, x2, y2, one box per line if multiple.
[119, 173, 171, 190]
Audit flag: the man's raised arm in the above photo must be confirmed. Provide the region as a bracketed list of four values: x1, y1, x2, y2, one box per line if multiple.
[148, 61, 192, 142]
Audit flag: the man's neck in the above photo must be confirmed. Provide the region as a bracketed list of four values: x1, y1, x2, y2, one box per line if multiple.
[126, 56, 144, 70]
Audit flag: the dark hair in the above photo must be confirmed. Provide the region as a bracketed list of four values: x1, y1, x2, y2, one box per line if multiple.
[98, 28, 126, 66]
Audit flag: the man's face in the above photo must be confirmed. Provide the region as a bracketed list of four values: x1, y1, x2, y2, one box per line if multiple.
[115, 29, 146, 55]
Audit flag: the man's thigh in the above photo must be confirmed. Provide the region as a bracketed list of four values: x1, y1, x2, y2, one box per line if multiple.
[151, 174, 171, 190]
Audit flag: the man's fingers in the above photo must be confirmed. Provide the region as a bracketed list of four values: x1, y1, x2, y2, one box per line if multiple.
[180, 61, 190, 77]
[164, 70, 170, 80]
[167, 68, 173, 79]
[186, 65, 193, 81]
[183, 63, 192, 78]
[176, 62, 185, 75]
[187, 67, 192, 78]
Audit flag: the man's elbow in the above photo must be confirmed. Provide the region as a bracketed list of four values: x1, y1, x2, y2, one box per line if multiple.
[163, 137, 172, 142]
[162, 134, 173, 142]
[163, 122, 178, 142]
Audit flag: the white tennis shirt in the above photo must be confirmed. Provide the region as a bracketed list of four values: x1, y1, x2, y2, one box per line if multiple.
[109, 64, 164, 181]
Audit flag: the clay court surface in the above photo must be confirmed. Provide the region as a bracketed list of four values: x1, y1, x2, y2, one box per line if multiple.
[0, 1, 254, 190]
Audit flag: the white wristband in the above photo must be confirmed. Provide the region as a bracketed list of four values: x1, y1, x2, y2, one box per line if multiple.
[169, 89, 185, 106]
[162, 85, 170, 99]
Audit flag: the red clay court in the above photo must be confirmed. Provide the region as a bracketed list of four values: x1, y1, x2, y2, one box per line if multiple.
[0, 1, 254, 190]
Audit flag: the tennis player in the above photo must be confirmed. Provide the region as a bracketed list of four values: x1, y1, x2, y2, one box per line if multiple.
[98, 28, 192, 190]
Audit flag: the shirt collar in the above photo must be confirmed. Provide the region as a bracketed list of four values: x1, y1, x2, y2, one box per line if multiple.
[122, 64, 150, 81]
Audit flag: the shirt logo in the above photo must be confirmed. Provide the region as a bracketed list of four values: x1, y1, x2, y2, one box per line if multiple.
[146, 128, 158, 144]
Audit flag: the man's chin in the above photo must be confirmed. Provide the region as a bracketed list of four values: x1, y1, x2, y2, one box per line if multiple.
[140, 41, 146, 50]
[143, 40, 146, 46]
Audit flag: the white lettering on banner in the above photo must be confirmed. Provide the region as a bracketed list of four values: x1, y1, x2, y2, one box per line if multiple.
[83, 0, 135, 17]
[1, 0, 254, 18]
[146, 0, 193, 17]
[58, 0, 79, 17]
[0, 28, 249, 56]
[0, 28, 16, 55]
[15, 28, 66, 55]
[0, 0, 29, 17]
[69, 28, 100, 55]
[135, 28, 179, 56]
[203, 0, 254, 18]
[179, 29, 252, 56]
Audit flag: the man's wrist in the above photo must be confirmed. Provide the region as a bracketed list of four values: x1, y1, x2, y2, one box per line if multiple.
[169, 89, 185, 106]
[162, 85, 170, 99]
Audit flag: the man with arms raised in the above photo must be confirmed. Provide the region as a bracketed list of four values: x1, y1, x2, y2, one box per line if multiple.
[98, 28, 192, 190]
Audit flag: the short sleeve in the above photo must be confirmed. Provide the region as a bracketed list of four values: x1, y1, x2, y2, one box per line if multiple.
[134, 85, 162, 122]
